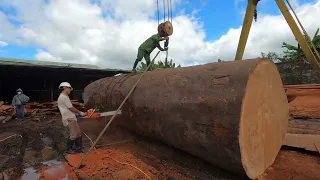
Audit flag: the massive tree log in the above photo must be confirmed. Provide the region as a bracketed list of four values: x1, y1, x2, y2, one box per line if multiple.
[84, 58, 288, 179]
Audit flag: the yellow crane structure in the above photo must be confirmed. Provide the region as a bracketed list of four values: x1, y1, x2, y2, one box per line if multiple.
[235, 0, 320, 71]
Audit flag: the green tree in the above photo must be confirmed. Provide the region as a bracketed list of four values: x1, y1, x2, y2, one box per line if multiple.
[261, 28, 320, 63]
[259, 52, 282, 62]
[136, 58, 181, 72]
[280, 28, 320, 62]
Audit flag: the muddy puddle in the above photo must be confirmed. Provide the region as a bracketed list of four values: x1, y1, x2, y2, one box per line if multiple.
[20, 160, 72, 180]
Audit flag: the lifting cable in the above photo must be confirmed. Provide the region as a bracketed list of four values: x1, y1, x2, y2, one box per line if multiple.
[156, 0, 174, 65]
[158, 0, 173, 61]
[163, 0, 166, 23]
[157, 0, 160, 25]
[167, 0, 170, 21]
[170, 0, 172, 22]
[285, 0, 320, 61]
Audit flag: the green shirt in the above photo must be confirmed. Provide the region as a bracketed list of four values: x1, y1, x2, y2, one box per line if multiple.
[139, 34, 165, 52]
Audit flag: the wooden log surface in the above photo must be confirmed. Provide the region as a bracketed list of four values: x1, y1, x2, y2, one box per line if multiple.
[158, 21, 173, 37]
[84, 58, 288, 179]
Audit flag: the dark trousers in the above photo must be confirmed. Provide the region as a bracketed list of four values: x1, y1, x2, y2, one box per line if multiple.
[132, 49, 151, 70]
[15, 105, 24, 120]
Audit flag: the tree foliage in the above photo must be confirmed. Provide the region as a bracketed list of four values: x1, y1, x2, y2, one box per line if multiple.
[136, 58, 181, 72]
[260, 28, 320, 63]
[260, 52, 282, 62]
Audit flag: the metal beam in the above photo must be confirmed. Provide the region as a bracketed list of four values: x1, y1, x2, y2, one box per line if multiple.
[235, 0, 259, 61]
[276, 0, 320, 71]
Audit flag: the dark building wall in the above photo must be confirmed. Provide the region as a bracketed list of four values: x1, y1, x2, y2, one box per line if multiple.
[0, 66, 128, 102]
[2, 61, 318, 102]
[275, 61, 320, 85]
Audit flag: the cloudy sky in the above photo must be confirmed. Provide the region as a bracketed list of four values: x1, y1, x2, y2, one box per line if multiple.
[0, 0, 319, 70]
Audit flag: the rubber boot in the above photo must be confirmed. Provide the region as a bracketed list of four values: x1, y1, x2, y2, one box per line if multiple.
[146, 61, 152, 71]
[132, 61, 139, 72]
[66, 138, 75, 154]
[75, 136, 84, 153]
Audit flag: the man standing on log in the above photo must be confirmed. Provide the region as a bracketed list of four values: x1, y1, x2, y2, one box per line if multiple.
[132, 34, 169, 72]
[57, 82, 87, 154]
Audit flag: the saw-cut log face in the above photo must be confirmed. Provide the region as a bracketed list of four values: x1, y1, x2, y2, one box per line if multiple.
[239, 60, 288, 179]
[157, 21, 173, 37]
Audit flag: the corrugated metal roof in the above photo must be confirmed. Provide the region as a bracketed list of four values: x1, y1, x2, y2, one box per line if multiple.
[0, 57, 132, 72]
[0, 57, 101, 69]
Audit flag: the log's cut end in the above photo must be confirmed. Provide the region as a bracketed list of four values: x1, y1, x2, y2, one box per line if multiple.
[239, 60, 289, 179]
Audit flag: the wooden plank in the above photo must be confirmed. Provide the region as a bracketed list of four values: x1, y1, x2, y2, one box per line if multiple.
[288, 119, 320, 135]
[283, 133, 320, 152]
[284, 84, 320, 89]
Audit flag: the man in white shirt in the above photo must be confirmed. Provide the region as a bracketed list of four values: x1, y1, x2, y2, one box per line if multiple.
[57, 82, 87, 154]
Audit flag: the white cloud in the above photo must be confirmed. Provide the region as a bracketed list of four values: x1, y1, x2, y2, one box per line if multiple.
[0, 41, 8, 47]
[0, 0, 320, 69]
[35, 49, 63, 62]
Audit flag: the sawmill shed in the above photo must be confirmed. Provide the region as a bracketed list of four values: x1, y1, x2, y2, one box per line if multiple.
[0, 58, 130, 102]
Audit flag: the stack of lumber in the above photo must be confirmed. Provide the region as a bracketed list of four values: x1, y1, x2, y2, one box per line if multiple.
[0, 102, 15, 123]
[0, 100, 86, 123]
[284, 84, 320, 118]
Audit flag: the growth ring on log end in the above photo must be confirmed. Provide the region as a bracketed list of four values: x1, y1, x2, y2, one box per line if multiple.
[83, 59, 288, 179]
[158, 21, 173, 37]
[239, 60, 288, 179]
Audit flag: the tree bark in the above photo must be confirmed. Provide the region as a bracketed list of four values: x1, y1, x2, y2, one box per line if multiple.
[84, 58, 288, 179]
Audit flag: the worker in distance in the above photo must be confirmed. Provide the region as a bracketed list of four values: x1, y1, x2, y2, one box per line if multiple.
[11, 88, 30, 121]
[57, 82, 87, 154]
[132, 33, 169, 72]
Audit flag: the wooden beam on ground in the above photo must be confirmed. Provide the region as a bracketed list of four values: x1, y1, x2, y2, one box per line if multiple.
[283, 133, 320, 152]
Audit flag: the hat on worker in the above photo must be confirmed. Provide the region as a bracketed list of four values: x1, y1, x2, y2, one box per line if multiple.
[59, 82, 73, 90]
[16, 88, 23, 93]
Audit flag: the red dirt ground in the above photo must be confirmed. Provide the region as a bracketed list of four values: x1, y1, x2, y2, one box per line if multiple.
[65, 148, 193, 180]
[61, 146, 320, 180]
[258, 150, 320, 180]
[1, 116, 320, 180]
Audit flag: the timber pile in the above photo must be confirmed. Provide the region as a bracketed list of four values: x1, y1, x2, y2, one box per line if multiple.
[0, 100, 86, 123]
[84, 58, 289, 179]
[284, 84, 320, 118]
[0, 102, 14, 123]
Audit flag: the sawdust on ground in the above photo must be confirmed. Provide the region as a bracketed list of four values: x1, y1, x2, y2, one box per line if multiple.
[257, 150, 320, 180]
[289, 95, 320, 118]
[66, 148, 193, 180]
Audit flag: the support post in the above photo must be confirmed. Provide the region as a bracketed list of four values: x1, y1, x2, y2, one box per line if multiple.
[50, 83, 54, 101]
[276, 0, 320, 71]
[235, 0, 258, 61]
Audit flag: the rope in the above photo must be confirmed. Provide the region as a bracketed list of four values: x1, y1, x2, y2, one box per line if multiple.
[76, 51, 161, 169]
[82, 132, 152, 180]
[285, 0, 320, 61]
[104, 155, 152, 180]
[0, 134, 22, 143]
